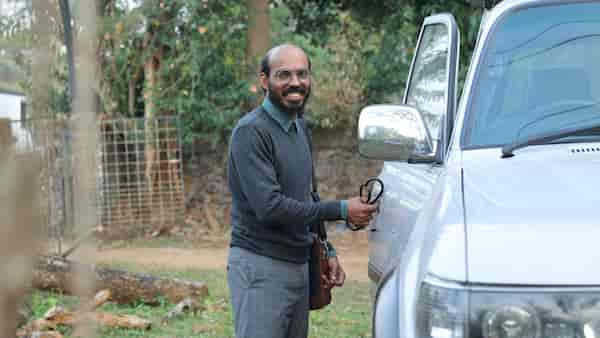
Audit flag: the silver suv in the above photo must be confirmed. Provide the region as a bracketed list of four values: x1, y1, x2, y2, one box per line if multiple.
[358, 1, 600, 337]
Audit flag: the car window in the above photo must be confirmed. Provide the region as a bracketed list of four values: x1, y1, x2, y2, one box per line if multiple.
[464, 3, 600, 148]
[405, 23, 449, 154]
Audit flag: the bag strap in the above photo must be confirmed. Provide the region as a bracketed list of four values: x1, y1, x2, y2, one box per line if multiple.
[299, 118, 328, 241]
[299, 118, 318, 194]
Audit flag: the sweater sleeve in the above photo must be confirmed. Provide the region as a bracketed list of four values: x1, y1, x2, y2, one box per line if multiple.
[230, 124, 342, 227]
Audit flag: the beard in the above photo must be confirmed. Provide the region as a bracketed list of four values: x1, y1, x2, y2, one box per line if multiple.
[267, 82, 311, 116]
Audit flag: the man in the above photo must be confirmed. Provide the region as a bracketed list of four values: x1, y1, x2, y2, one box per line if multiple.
[227, 44, 378, 338]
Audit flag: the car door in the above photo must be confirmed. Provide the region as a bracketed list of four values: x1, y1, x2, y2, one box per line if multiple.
[368, 13, 460, 282]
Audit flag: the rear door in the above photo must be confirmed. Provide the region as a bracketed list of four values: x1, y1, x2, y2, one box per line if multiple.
[369, 14, 460, 282]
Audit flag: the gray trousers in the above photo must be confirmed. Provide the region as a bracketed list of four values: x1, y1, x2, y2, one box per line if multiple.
[227, 246, 309, 338]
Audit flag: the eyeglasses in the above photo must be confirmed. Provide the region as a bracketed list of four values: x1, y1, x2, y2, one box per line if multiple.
[345, 178, 384, 232]
[272, 69, 311, 83]
[360, 178, 384, 205]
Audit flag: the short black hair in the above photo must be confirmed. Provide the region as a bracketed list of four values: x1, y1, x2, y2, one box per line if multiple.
[259, 44, 312, 77]
[260, 52, 272, 76]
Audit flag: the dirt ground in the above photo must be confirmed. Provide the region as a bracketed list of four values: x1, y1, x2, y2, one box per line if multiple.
[74, 230, 371, 282]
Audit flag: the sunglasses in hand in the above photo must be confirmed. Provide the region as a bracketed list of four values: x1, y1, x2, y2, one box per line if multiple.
[346, 178, 384, 231]
[360, 178, 384, 205]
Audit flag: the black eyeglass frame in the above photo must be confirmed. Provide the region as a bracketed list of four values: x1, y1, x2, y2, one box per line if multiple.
[346, 178, 384, 232]
[272, 69, 311, 83]
[360, 178, 384, 205]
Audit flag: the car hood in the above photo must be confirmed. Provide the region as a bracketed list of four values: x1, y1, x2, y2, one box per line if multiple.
[463, 144, 600, 285]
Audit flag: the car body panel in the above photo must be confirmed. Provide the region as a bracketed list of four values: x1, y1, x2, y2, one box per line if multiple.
[424, 151, 467, 282]
[463, 144, 600, 285]
[368, 162, 441, 280]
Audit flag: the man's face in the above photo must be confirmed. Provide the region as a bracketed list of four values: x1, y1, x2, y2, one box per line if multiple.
[261, 47, 311, 116]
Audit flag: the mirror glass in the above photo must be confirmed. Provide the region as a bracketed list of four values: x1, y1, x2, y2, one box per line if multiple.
[358, 105, 433, 161]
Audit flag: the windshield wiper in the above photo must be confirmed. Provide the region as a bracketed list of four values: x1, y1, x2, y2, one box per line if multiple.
[501, 122, 600, 158]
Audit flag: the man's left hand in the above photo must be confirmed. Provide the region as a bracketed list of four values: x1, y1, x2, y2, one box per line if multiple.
[327, 257, 346, 287]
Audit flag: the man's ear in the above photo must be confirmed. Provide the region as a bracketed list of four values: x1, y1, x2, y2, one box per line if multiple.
[259, 72, 269, 93]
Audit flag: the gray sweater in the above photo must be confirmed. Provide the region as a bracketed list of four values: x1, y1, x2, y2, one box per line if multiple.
[227, 103, 343, 263]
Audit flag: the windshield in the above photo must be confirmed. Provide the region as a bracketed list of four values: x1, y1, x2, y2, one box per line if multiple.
[463, 2, 600, 148]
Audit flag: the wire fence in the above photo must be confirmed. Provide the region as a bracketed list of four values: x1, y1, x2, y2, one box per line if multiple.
[97, 116, 185, 238]
[0, 115, 185, 248]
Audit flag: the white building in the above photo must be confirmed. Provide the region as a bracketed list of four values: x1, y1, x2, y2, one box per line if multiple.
[0, 90, 33, 152]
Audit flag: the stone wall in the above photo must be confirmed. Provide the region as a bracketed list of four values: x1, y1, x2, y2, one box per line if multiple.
[183, 127, 383, 235]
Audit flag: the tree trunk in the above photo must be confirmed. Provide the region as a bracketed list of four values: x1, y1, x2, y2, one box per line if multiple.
[144, 54, 158, 213]
[246, 0, 270, 67]
[246, 0, 270, 105]
[33, 257, 209, 305]
[98, 0, 118, 115]
[143, 1, 172, 226]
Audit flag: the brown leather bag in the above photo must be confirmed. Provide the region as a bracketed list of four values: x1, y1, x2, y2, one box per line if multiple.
[309, 235, 332, 309]
[308, 195, 332, 310]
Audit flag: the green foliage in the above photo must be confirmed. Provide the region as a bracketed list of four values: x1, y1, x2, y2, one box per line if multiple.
[99, 0, 251, 145]
[273, 0, 341, 46]
[278, 0, 396, 45]
[276, 0, 482, 120]
[364, 4, 418, 104]
[365, 1, 483, 103]
[99, 0, 483, 140]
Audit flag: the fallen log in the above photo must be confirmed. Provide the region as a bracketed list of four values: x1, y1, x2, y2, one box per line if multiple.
[18, 305, 151, 335]
[18, 331, 64, 338]
[32, 256, 209, 305]
[93, 312, 152, 330]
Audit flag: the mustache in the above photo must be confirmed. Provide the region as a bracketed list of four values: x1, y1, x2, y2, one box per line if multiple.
[283, 86, 307, 96]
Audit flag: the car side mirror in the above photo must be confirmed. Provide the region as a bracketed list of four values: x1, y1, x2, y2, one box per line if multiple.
[357, 104, 435, 162]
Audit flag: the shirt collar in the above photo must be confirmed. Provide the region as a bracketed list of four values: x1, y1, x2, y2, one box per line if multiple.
[262, 98, 298, 133]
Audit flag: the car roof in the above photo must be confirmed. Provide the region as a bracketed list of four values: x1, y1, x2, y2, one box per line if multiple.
[492, 0, 598, 12]
[483, 0, 599, 33]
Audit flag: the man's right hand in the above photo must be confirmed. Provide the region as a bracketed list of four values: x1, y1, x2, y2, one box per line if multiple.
[346, 197, 378, 226]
